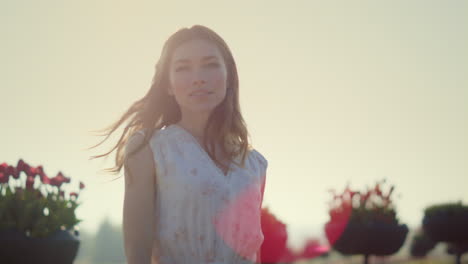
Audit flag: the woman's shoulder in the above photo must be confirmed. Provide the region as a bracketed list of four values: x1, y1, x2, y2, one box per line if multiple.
[125, 130, 146, 157]
[124, 129, 157, 186]
[248, 147, 268, 170]
[125, 126, 178, 158]
[126, 126, 170, 146]
[125, 128, 160, 155]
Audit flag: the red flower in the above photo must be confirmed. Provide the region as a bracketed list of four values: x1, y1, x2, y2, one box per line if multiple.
[326, 198, 352, 246]
[28, 167, 39, 177]
[11, 166, 20, 179]
[16, 159, 26, 172]
[260, 207, 288, 264]
[50, 176, 65, 188]
[0, 163, 8, 173]
[374, 183, 382, 196]
[0, 172, 8, 184]
[40, 174, 50, 184]
[50, 172, 69, 188]
[36, 165, 49, 184]
[70, 192, 79, 198]
[5, 165, 17, 178]
[79, 181, 85, 190]
[50, 178, 63, 188]
[57, 172, 65, 180]
[21, 163, 31, 176]
[299, 239, 330, 259]
[26, 176, 35, 190]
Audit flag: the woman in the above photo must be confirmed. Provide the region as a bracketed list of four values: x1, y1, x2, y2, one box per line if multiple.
[90, 25, 268, 264]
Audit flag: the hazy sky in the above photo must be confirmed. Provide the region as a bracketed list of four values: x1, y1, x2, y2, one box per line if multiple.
[2, 0, 467, 248]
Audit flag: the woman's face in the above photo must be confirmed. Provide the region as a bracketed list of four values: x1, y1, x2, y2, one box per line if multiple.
[168, 39, 228, 115]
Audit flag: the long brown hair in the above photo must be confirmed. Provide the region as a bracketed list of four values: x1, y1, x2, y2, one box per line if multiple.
[88, 25, 250, 178]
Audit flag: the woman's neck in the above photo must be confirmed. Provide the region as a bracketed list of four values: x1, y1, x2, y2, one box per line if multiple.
[176, 112, 211, 142]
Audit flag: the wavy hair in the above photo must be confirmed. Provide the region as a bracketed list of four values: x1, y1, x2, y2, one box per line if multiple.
[88, 25, 250, 178]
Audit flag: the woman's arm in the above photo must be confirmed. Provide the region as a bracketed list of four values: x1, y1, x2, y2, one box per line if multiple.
[122, 132, 157, 264]
[255, 151, 268, 264]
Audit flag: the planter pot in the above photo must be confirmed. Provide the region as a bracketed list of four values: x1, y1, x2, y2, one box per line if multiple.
[410, 234, 437, 257]
[0, 228, 80, 264]
[325, 219, 408, 256]
[423, 210, 468, 243]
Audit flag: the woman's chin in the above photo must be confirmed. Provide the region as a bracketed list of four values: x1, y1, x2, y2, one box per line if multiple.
[187, 103, 221, 114]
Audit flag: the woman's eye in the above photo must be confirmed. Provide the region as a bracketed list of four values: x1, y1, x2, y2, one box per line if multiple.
[175, 66, 189, 72]
[205, 62, 219, 68]
[175, 63, 218, 72]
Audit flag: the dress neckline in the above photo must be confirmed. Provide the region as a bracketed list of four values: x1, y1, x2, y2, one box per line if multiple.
[169, 123, 233, 177]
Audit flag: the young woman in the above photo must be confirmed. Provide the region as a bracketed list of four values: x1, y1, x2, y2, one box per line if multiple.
[90, 25, 268, 264]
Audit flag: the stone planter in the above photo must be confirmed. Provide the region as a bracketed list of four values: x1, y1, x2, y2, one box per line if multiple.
[423, 209, 468, 243]
[0, 228, 80, 264]
[423, 204, 468, 264]
[325, 219, 408, 264]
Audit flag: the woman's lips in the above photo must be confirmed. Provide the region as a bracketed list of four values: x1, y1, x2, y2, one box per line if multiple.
[190, 91, 213, 97]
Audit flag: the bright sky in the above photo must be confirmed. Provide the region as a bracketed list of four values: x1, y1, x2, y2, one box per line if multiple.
[2, 0, 467, 249]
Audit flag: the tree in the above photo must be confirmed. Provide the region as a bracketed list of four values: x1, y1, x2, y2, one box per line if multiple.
[91, 217, 126, 263]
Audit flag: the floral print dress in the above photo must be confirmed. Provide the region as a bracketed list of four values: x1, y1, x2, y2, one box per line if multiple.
[137, 124, 268, 264]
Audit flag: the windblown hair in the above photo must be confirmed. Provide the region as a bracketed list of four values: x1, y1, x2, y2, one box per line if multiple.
[88, 25, 251, 178]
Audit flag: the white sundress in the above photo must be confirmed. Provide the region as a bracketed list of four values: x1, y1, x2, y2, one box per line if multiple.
[136, 124, 268, 264]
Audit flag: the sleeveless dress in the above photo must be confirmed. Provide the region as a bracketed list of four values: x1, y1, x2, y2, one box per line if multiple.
[137, 124, 268, 264]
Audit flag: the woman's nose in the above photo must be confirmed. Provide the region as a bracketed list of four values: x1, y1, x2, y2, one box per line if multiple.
[192, 79, 206, 87]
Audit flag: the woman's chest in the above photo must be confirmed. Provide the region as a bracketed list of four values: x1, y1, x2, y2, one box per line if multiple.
[157, 151, 261, 203]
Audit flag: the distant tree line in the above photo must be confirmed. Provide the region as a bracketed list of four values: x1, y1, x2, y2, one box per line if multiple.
[75, 217, 126, 264]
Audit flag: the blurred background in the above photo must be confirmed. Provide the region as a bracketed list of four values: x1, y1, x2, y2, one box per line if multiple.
[1, 0, 467, 263]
